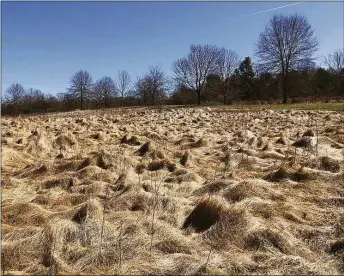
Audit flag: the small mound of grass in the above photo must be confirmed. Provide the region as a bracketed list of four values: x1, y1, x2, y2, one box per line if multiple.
[264, 167, 310, 182]
[244, 228, 292, 254]
[182, 197, 227, 232]
[292, 137, 312, 148]
[155, 238, 192, 254]
[302, 129, 314, 137]
[194, 181, 229, 196]
[319, 156, 340, 173]
[330, 238, 344, 254]
[136, 141, 152, 156]
[72, 198, 103, 224]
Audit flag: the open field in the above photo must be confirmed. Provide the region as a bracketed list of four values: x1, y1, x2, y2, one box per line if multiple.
[1, 107, 344, 275]
[216, 102, 344, 112]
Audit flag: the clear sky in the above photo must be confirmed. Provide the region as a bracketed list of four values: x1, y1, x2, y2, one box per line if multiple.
[2, 1, 344, 95]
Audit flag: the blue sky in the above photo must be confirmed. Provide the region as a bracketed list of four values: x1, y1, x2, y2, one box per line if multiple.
[2, 1, 343, 95]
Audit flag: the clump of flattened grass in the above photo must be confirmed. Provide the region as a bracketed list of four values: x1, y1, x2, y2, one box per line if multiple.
[78, 157, 92, 170]
[90, 132, 104, 140]
[182, 197, 227, 232]
[180, 151, 190, 166]
[302, 129, 314, 137]
[256, 136, 267, 148]
[136, 141, 152, 156]
[262, 143, 271, 151]
[135, 163, 146, 175]
[72, 198, 103, 224]
[150, 149, 165, 160]
[42, 178, 74, 190]
[109, 173, 131, 195]
[275, 137, 286, 145]
[203, 208, 248, 249]
[110, 192, 153, 212]
[329, 238, 344, 254]
[154, 238, 192, 254]
[120, 134, 129, 144]
[147, 159, 166, 171]
[264, 167, 310, 182]
[128, 135, 141, 145]
[147, 159, 176, 172]
[54, 133, 77, 148]
[185, 137, 207, 149]
[96, 150, 113, 169]
[194, 181, 229, 196]
[223, 179, 286, 203]
[121, 135, 141, 145]
[319, 156, 340, 173]
[244, 228, 292, 254]
[292, 137, 312, 148]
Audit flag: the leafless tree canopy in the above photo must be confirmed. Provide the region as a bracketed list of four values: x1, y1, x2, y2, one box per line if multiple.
[92, 76, 117, 108]
[173, 45, 221, 105]
[255, 14, 318, 73]
[217, 48, 240, 104]
[218, 48, 240, 80]
[116, 70, 131, 107]
[67, 70, 93, 109]
[136, 65, 169, 106]
[324, 49, 344, 73]
[255, 14, 318, 103]
[5, 83, 25, 105]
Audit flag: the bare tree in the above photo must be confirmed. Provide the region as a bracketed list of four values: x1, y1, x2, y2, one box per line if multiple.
[5, 83, 25, 114]
[324, 49, 344, 95]
[173, 45, 221, 105]
[217, 48, 240, 104]
[23, 88, 45, 111]
[67, 70, 93, 110]
[324, 49, 344, 73]
[255, 13, 318, 103]
[92, 76, 117, 108]
[136, 65, 169, 106]
[116, 71, 131, 107]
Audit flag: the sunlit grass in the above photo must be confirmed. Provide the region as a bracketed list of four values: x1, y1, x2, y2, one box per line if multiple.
[203, 102, 344, 111]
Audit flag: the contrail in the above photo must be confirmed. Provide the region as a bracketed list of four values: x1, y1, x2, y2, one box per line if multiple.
[246, 2, 304, 17]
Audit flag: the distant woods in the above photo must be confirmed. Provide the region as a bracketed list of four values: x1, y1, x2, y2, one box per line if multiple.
[2, 13, 344, 115]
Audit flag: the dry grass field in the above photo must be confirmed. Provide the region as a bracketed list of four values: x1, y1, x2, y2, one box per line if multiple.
[1, 106, 344, 275]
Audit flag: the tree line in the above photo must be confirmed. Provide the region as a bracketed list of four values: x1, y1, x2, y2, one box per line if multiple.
[3, 13, 344, 115]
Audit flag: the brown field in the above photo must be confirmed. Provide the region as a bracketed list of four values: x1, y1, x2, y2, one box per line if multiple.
[1, 106, 344, 275]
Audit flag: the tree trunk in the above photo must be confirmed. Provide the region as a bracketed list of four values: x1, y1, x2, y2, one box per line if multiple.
[282, 74, 289, 104]
[80, 92, 83, 110]
[224, 93, 227, 105]
[197, 90, 201, 105]
[121, 97, 123, 107]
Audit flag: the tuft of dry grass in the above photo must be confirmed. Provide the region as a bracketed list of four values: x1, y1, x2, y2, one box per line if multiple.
[193, 181, 230, 196]
[180, 151, 190, 166]
[244, 228, 292, 254]
[264, 166, 310, 182]
[302, 129, 315, 137]
[330, 238, 344, 254]
[136, 141, 152, 156]
[182, 196, 228, 232]
[72, 198, 103, 224]
[319, 156, 340, 173]
[292, 137, 312, 148]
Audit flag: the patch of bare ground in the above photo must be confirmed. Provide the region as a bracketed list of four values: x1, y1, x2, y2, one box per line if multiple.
[2, 107, 344, 275]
